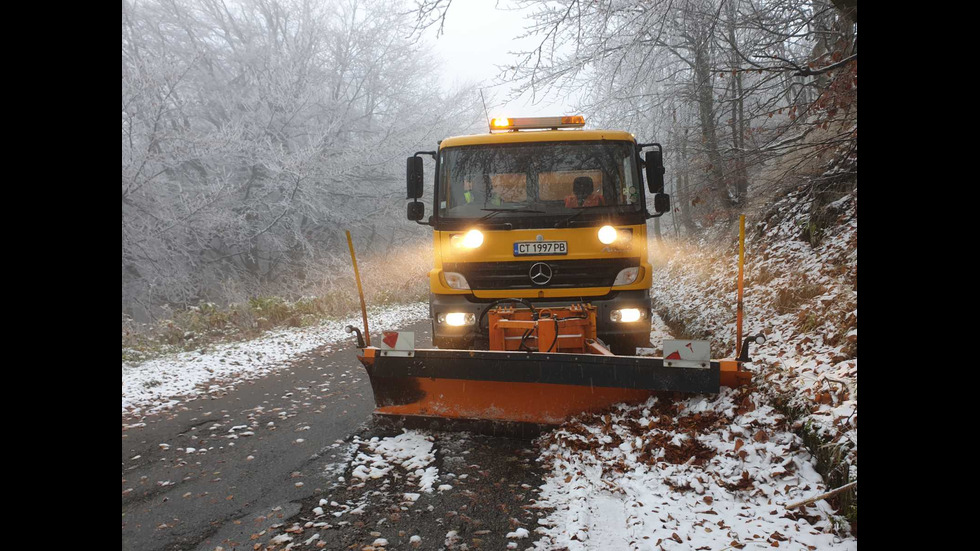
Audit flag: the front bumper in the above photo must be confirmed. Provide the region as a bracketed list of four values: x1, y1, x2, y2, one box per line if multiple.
[430, 290, 652, 349]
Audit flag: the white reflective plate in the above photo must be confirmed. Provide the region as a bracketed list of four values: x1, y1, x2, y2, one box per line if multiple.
[663, 339, 711, 369]
[513, 241, 568, 256]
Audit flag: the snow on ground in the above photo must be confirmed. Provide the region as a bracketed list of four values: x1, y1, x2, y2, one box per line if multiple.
[121, 302, 428, 415]
[650, 188, 857, 472]
[325, 430, 441, 521]
[532, 390, 856, 550]
[323, 439, 359, 489]
[349, 431, 439, 492]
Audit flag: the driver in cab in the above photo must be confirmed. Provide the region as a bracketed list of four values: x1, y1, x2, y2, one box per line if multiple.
[564, 176, 604, 207]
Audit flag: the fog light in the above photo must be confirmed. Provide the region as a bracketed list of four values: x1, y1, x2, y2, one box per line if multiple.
[437, 312, 476, 326]
[613, 267, 639, 286]
[598, 225, 618, 244]
[611, 308, 644, 323]
[444, 272, 470, 290]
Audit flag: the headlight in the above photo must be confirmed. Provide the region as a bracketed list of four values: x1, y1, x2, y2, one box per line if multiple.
[451, 229, 484, 249]
[443, 272, 470, 290]
[598, 225, 618, 244]
[437, 312, 476, 326]
[598, 227, 632, 248]
[611, 308, 645, 323]
[612, 267, 640, 286]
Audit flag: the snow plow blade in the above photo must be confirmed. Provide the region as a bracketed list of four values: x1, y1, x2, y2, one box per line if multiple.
[357, 347, 728, 428]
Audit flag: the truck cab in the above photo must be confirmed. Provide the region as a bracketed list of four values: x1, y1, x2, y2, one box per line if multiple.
[407, 116, 669, 355]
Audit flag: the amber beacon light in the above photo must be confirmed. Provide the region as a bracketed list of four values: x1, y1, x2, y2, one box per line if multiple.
[489, 116, 586, 131]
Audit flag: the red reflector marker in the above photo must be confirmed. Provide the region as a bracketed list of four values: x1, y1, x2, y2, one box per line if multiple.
[382, 331, 399, 348]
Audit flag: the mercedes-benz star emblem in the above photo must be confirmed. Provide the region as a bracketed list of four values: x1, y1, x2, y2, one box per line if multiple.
[529, 262, 553, 286]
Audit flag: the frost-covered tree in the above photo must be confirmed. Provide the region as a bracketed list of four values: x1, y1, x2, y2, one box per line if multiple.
[122, 0, 484, 318]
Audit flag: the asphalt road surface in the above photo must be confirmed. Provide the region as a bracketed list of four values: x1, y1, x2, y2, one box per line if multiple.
[122, 320, 548, 551]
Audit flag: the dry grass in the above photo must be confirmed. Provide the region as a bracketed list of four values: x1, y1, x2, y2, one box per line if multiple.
[772, 275, 827, 314]
[748, 264, 777, 287]
[122, 245, 433, 363]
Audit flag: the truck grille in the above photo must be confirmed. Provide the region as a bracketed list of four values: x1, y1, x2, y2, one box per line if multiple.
[444, 257, 640, 290]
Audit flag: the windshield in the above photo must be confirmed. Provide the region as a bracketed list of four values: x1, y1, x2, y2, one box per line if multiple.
[437, 141, 641, 222]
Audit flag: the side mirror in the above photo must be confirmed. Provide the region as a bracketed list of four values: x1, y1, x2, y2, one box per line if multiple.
[407, 156, 423, 199]
[407, 201, 424, 221]
[645, 149, 665, 194]
[653, 193, 671, 214]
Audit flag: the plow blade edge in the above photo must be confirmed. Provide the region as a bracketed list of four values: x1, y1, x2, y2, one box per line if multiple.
[359, 349, 720, 427]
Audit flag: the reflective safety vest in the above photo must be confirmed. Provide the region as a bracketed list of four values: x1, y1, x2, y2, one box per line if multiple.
[564, 193, 603, 208]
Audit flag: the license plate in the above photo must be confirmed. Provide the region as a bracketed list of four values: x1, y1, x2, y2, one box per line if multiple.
[514, 241, 568, 256]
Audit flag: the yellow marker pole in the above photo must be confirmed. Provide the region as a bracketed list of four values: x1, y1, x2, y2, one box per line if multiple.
[735, 215, 745, 357]
[346, 230, 371, 347]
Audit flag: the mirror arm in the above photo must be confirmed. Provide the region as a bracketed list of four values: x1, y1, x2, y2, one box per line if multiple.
[736, 334, 766, 363]
[413, 151, 437, 160]
[413, 209, 432, 226]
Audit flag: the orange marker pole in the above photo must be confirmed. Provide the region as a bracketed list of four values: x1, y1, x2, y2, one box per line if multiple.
[346, 230, 371, 347]
[735, 215, 745, 358]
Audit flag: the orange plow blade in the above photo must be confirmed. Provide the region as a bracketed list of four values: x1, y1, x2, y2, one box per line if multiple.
[357, 347, 739, 428]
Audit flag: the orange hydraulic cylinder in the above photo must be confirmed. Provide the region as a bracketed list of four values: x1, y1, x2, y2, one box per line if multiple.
[488, 305, 596, 353]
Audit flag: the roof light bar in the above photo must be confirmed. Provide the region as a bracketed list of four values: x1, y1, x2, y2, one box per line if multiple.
[489, 116, 585, 131]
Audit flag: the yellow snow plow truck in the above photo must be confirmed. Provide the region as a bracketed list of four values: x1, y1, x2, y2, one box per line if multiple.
[411, 116, 667, 355]
[348, 116, 761, 431]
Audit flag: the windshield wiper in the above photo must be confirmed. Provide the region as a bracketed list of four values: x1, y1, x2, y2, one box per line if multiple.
[554, 207, 590, 228]
[478, 208, 545, 222]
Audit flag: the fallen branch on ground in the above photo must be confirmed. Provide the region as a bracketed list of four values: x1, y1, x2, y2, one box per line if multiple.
[786, 480, 857, 509]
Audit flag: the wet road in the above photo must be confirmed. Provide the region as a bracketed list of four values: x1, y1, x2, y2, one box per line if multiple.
[121, 320, 547, 550]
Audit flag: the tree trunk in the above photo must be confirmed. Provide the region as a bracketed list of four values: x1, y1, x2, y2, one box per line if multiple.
[734, 68, 748, 204]
[693, 38, 730, 212]
[677, 128, 697, 234]
[725, 2, 748, 206]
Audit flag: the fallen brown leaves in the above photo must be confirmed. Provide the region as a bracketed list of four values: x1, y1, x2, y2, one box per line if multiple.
[545, 385, 772, 472]
[637, 432, 715, 467]
[721, 471, 755, 492]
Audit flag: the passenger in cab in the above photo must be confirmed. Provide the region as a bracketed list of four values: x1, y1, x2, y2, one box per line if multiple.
[462, 174, 501, 207]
